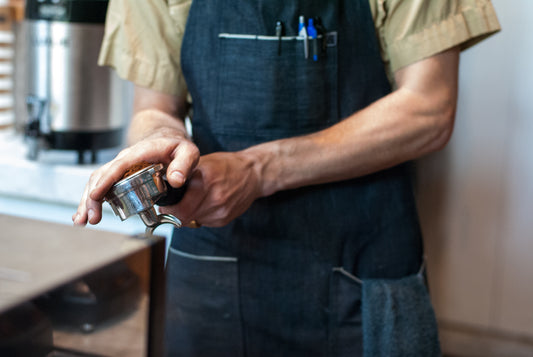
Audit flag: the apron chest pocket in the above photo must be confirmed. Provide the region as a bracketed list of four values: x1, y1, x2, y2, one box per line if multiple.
[213, 32, 339, 146]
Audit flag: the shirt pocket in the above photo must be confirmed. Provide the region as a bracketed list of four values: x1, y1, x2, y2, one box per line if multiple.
[213, 32, 339, 147]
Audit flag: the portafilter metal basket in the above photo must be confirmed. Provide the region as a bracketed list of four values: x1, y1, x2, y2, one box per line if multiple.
[104, 163, 186, 234]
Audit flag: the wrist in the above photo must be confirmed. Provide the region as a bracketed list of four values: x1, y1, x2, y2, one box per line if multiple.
[129, 108, 189, 144]
[240, 141, 283, 198]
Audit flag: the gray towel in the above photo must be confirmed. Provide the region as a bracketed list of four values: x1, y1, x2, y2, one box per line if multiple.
[362, 273, 441, 357]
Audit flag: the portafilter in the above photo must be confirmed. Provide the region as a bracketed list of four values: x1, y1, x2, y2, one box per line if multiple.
[104, 163, 186, 234]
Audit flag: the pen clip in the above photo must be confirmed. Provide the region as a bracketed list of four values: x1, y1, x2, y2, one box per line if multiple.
[298, 15, 308, 59]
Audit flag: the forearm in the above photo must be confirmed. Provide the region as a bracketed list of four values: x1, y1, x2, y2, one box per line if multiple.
[243, 48, 459, 197]
[127, 85, 190, 145]
[244, 87, 454, 196]
[128, 109, 189, 145]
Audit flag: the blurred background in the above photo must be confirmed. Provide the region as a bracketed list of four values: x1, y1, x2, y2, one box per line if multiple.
[0, 0, 531, 356]
[417, 0, 533, 355]
[0, 0, 147, 235]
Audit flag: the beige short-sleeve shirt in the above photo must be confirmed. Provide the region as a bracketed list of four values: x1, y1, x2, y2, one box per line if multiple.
[98, 0, 500, 96]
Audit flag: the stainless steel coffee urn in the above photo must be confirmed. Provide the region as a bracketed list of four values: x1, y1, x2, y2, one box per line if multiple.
[24, 0, 126, 164]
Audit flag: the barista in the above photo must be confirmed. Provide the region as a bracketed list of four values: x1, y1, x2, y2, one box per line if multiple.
[74, 0, 500, 355]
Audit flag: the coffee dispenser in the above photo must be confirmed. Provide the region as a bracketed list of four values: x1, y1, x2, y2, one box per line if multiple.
[24, 0, 126, 164]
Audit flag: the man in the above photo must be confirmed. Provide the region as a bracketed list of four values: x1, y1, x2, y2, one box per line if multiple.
[74, 0, 500, 355]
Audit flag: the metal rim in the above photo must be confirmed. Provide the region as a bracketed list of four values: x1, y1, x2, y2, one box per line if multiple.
[108, 163, 164, 196]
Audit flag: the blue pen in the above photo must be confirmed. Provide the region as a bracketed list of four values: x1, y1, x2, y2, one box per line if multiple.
[298, 15, 308, 59]
[307, 18, 318, 61]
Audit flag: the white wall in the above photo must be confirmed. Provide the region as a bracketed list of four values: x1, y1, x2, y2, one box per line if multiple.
[418, 0, 533, 336]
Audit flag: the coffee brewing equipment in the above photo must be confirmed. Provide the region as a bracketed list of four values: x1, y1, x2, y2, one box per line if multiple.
[24, 0, 126, 164]
[105, 164, 187, 234]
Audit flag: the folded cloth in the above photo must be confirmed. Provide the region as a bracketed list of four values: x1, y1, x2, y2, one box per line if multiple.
[362, 273, 441, 357]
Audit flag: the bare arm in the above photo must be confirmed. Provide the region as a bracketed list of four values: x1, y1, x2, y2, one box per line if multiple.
[165, 47, 460, 226]
[76, 47, 459, 227]
[243, 47, 459, 196]
[128, 86, 188, 144]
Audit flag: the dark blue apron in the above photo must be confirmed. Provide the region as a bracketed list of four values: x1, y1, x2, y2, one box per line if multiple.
[165, 1, 440, 356]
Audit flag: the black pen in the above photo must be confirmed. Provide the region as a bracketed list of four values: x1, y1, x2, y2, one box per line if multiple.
[314, 17, 327, 54]
[276, 21, 284, 56]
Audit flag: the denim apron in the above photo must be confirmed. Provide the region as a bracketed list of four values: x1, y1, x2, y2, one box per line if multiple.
[165, 1, 439, 356]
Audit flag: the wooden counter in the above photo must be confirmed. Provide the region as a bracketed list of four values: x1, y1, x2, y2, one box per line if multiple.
[0, 214, 166, 356]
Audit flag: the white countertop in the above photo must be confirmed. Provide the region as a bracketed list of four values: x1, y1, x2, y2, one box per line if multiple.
[0, 129, 105, 206]
[0, 128, 158, 236]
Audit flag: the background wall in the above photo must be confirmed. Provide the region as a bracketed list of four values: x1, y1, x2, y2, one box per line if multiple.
[417, 0, 533, 352]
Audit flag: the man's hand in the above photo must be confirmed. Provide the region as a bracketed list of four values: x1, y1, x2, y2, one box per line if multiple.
[160, 151, 262, 227]
[72, 124, 199, 226]
[73, 47, 460, 228]
[73, 86, 198, 226]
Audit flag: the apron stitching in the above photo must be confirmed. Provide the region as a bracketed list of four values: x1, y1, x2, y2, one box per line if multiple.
[169, 246, 238, 262]
[417, 256, 426, 277]
[332, 259, 426, 285]
[332, 267, 363, 285]
[218, 32, 337, 42]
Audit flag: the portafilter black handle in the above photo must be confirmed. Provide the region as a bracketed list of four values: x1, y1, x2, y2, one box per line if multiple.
[156, 180, 188, 207]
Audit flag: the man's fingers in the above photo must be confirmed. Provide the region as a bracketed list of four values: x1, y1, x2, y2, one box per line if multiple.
[74, 134, 200, 227]
[73, 178, 93, 226]
[86, 198, 103, 225]
[73, 169, 104, 226]
[88, 151, 146, 201]
[167, 141, 200, 187]
[89, 148, 156, 201]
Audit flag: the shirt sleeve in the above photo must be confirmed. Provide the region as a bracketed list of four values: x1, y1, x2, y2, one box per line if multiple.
[371, 0, 501, 76]
[98, 0, 191, 97]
